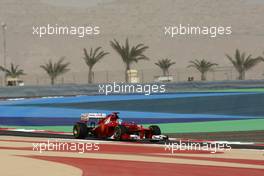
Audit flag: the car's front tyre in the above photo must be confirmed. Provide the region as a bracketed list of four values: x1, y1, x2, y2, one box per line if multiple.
[148, 125, 161, 142]
[113, 125, 127, 140]
[149, 125, 161, 135]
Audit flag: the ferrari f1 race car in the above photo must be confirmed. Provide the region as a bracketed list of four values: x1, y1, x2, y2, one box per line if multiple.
[73, 112, 168, 142]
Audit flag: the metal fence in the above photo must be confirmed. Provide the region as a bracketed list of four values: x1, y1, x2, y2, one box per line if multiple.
[0, 66, 263, 86]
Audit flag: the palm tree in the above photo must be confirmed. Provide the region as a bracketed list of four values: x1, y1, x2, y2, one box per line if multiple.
[40, 57, 70, 85]
[188, 59, 218, 81]
[155, 58, 175, 76]
[226, 49, 264, 80]
[0, 63, 25, 78]
[110, 38, 149, 82]
[83, 47, 109, 84]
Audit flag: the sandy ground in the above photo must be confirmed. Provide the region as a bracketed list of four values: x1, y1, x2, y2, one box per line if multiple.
[0, 135, 263, 176]
[0, 0, 264, 84]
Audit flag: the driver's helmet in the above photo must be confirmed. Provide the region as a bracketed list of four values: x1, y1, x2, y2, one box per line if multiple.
[110, 112, 122, 124]
[112, 112, 119, 119]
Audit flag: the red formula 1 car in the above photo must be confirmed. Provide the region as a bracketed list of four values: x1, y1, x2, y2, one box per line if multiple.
[73, 112, 168, 142]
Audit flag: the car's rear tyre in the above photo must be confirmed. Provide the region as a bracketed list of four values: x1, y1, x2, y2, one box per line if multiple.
[73, 123, 88, 139]
[149, 125, 161, 135]
[113, 125, 127, 140]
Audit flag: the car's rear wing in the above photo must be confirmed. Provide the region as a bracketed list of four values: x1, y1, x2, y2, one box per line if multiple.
[80, 113, 106, 121]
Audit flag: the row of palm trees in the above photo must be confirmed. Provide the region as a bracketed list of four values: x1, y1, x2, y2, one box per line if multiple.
[185, 50, 263, 81]
[0, 38, 263, 85]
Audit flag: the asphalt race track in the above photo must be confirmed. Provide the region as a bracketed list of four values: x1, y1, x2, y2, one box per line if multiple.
[1, 91, 264, 175]
[1, 130, 264, 150]
[1, 91, 264, 138]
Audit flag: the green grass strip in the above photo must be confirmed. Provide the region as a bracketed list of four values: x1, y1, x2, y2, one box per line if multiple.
[144, 119, 264, 133]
